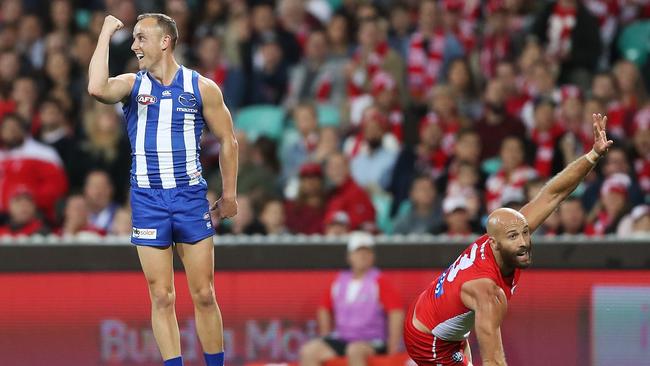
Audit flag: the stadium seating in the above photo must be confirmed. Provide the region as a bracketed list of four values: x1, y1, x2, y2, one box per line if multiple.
[235, 105, 286, 141]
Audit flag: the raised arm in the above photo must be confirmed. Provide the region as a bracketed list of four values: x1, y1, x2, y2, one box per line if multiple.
[520, 113, 613, 232]
[87, 15, 135, 104]
[461, 278, 508, 366]
[198, 76, 239, 219]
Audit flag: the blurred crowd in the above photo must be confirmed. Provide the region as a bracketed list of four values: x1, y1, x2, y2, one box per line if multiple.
[0, 0, 649, 239]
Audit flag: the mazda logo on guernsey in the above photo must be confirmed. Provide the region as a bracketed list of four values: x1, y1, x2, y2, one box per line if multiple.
[178, 92, 197, 107]
[137, 94, 157, 105]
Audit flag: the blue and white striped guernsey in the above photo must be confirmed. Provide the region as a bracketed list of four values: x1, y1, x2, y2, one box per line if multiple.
[122, 66, 206, 189]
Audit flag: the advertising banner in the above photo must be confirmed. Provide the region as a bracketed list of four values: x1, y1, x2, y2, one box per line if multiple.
[1, 270, 649, 366]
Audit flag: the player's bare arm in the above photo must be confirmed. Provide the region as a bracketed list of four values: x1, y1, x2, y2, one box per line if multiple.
[317, 307, 332, 337]
[461, 278, 508, 366]
[520, 113, 614, 232]
[387, 309, 405, 354]
[198, 76, 239, 219]
[88, 15, 136, 104]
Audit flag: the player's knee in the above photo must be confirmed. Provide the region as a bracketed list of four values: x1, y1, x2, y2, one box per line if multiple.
[299, 340, 322, 361]
[345, 342, 370, 360]
[149, 287, 175, 310]
[191, 287, 216, 309]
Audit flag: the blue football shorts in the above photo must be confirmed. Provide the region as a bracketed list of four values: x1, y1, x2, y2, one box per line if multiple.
[130, 184, 215, 247]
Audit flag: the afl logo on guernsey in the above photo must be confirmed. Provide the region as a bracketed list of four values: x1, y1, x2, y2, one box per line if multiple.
[137, 94, 157, 105]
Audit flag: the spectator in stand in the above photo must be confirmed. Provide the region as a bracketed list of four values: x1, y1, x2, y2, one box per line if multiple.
[43, 51, 83, 113]
[299, 232, 404, 366]
[0, 187, 49, 237]
[476, 79, 526, 160]
[0, 51, 23, 98]
[284, 30, 346, 109]
[389, 112, 447, 216]
[285, 163, 326, 235]
[617, 205, 650, 236]
[281, 102, 321, 184]
[326, 13, 352, 60]
[531, 0, 601, 85]
[277, 0, 322, 48]
[590, 72, 627, 139]
[194, 35, 244, 110]
[387, 3, 412, 60]
[530, 96, 564, 178]
[241, 2, 300, 104]
[589, 173, 632, 235]
[74, 103, 131, 203]
[557, 197, 590, 235]
[581, 145, 644, 212]
[446, 57, 481, 120]
[37, 97, 75, 163]
[479, 1, 514, 81]
[519, 61, 559, 131]
[83, 170, 119, 232]
[250, 35, 290, 104]
[0, 113, 67, 222]
[553, 96, 602, 174]
[16, 14, 45, 70]
[58, 194, 104, 238]
[485, 136, 538, 213]
[348, 107, 399, 193]
[631, 107, 650, 199]
[407, 0, 464, 105]
[439, 195, 477, 236]
[346, 17, 404, 108]
[212, 132, 279, 204]
[313, 127, 341, 166]
[392, 176, 442, 235]
[324, 153, 375, 231]
[438, 129, 485, 197]
[613, 60, 646, 124]
[10, 76, 40, 131]
[109, 207, 132, 237]
[247, 198, 288, 235]
[370, 71, 404, 142]
[324, 210, 351, 236]
[428, 84, 467, 152]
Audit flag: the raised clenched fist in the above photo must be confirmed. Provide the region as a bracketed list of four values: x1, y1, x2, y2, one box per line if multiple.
[101, 15, 124, 35]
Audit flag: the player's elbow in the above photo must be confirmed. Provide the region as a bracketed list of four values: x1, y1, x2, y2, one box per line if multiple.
[87, 84, 104, 99]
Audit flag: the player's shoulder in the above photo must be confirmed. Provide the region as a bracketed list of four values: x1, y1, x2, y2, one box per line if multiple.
[195, 73, 223, 100]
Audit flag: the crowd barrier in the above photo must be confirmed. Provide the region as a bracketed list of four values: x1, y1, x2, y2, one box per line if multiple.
[0, 235, 648, 366]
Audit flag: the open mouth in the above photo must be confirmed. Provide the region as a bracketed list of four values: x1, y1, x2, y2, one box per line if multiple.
[516, 247, 530, 257]
[135, 53, 144, 60]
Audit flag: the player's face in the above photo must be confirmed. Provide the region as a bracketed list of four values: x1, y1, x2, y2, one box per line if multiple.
[495, 220, 532, 269]
[131, 18, 165, 70]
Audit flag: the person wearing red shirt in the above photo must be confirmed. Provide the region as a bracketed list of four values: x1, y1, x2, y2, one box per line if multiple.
[404, 114, 613, 365]
[300, 232, 404, 366]
[324, 153, 375, 231]
[0, 187, 48, 237]
[284, 163, 326, 234]
[0, 113, 68, 222]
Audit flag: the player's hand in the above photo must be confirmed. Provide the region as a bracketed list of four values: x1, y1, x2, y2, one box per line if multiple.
[211, 196, 238, 219]
[101, 15, 124, 36]
[592, 113, 614, 156]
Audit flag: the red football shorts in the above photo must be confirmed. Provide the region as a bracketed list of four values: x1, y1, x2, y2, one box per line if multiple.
[404, 302, 469, 366]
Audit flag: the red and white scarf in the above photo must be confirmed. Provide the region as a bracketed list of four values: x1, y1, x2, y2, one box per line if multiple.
[546, 3, 577, 60]
[479, 34, 511, 80]
[347, 42, 390, 98]
[485, 165, 538, 212]
[531, 124, 564, 178]
[407, 31, 446, 100]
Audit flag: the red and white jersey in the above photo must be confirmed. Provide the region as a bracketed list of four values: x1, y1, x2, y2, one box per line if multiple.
[412, 234, 520, 341]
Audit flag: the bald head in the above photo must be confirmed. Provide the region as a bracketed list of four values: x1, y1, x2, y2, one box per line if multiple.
[487, 208, 532, 272]
[487, 208, 527, 237]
